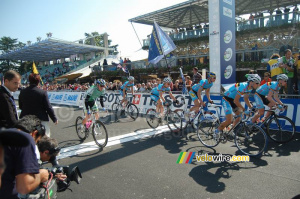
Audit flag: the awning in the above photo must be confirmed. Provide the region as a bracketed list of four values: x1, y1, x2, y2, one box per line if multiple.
[55, 73, 83, 81]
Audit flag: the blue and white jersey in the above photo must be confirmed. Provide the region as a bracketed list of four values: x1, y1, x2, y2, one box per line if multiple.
[151, 84, 170, 96]
[224, 82, 252, 99]
[121, 81, 134, 91]
[256, 81, 280, 96]
[192, 79, 213, 92]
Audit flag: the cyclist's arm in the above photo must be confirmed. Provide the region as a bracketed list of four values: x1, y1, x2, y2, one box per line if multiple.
[273, 91, 284, 106]
[159, 90, 165, 102]
[131, 86, 134, 95]
[123, 86, 127, 96]
[169, 91, 176, 101]
[205, 88, 212, 103]
[244, 93, 252, 109]
[266, 90, 277, 105]
[234, 93, 245, 111]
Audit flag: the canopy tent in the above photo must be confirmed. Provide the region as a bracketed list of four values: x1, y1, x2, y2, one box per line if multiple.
[0, 38, 114, 62]
[129, 0, 299, 28]
[55, 73, 83, 81]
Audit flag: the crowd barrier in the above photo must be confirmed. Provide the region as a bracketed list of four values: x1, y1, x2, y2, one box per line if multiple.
[13, 91, 299, 132]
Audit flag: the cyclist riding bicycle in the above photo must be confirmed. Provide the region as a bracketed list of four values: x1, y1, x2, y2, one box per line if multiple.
[252, 74, 288, 123]
[150, 77, 178, 118]
[188, 72, 216, 117]
[82, 79, 106, 127]
[216, 74, 261, 135]
[120, 76, 135, 106]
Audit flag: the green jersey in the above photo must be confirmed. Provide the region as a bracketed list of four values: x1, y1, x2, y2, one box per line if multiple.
[85, 85, 105, 101]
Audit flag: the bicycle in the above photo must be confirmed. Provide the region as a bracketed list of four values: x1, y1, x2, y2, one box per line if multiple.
[174, 97, 217, 130]
[252, 105, 295, 143]
[145, 100, 182, 132]
[111, 94, 139, 121]
[197, 104, 268, 157]
[75, 108, 108, 148]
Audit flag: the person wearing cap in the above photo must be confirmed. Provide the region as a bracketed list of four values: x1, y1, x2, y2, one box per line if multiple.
[216, 74, 261, 136]
[0, 70, 21, 129]
[0, 115, 49, 198]
[19, 73, 58, 137]
[192, 67, 202, 86]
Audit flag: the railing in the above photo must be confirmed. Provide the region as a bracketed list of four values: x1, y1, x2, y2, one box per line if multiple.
[142, 12, 300, 47]
[62, 56, 103, 75]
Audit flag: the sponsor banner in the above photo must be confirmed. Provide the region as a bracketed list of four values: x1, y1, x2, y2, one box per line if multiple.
[13, 91, 300, 132]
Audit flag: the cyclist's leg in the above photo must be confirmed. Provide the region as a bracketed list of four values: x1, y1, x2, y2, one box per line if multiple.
[188, 90, 200, 113]
[265, 100, 276, 119]
[218, 98, 233, 131]
[150, 94, 160, 113]
[92, 102, 99, 120]
[119, 90, 125, 104]
[83, 100, 92, 125]
[252, 93, 265, 123]
[232, 108, 242, 127]
[99, 96, 104, 108]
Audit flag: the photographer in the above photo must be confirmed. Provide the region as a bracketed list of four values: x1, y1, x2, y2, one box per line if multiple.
[0, 115, 49, 199]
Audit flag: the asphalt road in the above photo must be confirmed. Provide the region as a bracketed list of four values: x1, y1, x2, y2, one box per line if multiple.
[45, 106, 299, 199]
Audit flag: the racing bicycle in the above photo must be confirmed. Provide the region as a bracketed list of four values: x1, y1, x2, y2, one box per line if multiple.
[111, 94, 139, 121]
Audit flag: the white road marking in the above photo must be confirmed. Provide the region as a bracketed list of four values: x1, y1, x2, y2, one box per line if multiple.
[57, 125, 172, 160]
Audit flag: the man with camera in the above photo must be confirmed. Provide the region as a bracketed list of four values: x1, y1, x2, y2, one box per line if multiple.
[0, 115, 49, 199]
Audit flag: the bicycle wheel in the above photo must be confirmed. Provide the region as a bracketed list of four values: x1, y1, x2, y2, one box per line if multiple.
[126, 103, 139, 120]
[166, 111, 182, 132]
[174, 109, 188, 129]
[235, 123, 268, 157]
[92, 120, 108, 148]
[75, 116, 86, 140]
[266, 115, 295, 143]
[146, 109, 160, 128]
[197, 119, 220, 147]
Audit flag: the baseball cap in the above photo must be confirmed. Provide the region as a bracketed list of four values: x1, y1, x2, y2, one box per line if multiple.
[0, 129, 31, 146]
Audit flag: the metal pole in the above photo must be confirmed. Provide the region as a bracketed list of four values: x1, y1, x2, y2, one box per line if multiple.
[130, 22, 143, 49]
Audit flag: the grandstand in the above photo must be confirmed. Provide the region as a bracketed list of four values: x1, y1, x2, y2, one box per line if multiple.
[129, 0, 300, 64]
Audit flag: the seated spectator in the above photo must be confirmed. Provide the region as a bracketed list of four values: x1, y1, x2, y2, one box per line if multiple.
[146, 82, 152, 91]
[261, 72, 272, 85]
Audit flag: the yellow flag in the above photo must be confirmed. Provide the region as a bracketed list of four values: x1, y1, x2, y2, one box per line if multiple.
[32, 62, 39, 74]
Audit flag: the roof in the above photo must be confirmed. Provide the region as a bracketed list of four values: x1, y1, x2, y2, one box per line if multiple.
[0, 38, 114, 62]
[129, 0, 300, 28]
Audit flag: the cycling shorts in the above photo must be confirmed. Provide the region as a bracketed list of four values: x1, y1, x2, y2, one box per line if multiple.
[189, 90, 198, 101]
[222, 96, 238, 115]
[84, 99, 98, 114]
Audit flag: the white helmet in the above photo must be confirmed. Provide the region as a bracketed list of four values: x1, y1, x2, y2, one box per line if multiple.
[163, 77, 172, 83]
[247, 74, 261, 83]
[276, 74, 288, 81]
[128, 76, 134, 81]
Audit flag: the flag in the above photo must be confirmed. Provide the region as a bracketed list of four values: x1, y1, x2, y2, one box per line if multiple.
[32, 62, 44, 85]
[122, 66, 129, 73]
[148, 21, 176, 64]
[117, 64, 122, 69]
[180, 67, 187, 95]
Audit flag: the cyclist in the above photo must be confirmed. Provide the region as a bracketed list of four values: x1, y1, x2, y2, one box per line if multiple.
[252, 74, 288, 123]
[216, 74, 261, 135]
[150, 77, 178, 118]
[188, 72, 216, 117]
[82, 79, 106, 127]
[120, 76, 135, 107]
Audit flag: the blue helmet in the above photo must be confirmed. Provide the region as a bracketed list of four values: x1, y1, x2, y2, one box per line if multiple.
[96, 79, 106, 86]
[207, 72, 216, 78]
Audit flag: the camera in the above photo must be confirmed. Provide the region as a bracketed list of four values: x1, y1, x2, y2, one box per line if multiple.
[26, 165, 82, 199]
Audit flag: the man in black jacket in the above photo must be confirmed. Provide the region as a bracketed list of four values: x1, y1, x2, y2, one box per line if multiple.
[19, 73, 58, 137]
[0, 70, 21, 129]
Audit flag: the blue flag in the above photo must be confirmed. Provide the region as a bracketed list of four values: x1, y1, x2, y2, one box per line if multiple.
[179, 67, 188, 95]
[148, 21, 176, 64]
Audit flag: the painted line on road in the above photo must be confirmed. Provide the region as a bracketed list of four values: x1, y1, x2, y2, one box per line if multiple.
[57, 125, 172, 160]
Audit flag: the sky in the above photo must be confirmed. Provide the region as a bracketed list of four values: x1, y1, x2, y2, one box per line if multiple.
[0, 0, 186, 60]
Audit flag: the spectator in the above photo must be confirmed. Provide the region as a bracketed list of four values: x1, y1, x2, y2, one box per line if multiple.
[146, 82, 152, 91]
[0, 115, 49, 198]
[185, 76, 192, 91]
[139, 83, 146, 92]
[295, 52, 300, 94]
[119, 57, 123, 65]
[0, 70, 21, 129]
[156, 78, 162, 84]
[278, 49, 297, 94]
[19, 73, 58, 137]
[260, 72, 272, 85]
[103, 59, 108, 66]
[178, 76, 184, 91]
[173, 80, 180, 91]
[192, 67, 202, 85]
[267, 53, 282, 80]
[127, 58, 132, 71]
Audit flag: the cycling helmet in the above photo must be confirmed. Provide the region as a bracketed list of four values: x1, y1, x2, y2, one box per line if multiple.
[207, 72, 216, 78]
[276, 74, 288, 81]
[128, 76, 134, 81]
[163, 77, 172, 83]
[247, 74, 261, 83]
[96, 79, 106, 86]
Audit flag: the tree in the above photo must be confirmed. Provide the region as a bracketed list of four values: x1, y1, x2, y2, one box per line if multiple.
[84, 32, 119, 55]
[0, 36, 26, 73]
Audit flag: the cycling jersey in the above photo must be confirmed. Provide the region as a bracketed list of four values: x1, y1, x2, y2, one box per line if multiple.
[121, 81, 134, 91]
[256, 81, 280, 96]
[85, 85, 105, 102]
[191, 79, 213, 92]
[151, 84, 171, 96]
[224, 82, 253, 99]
